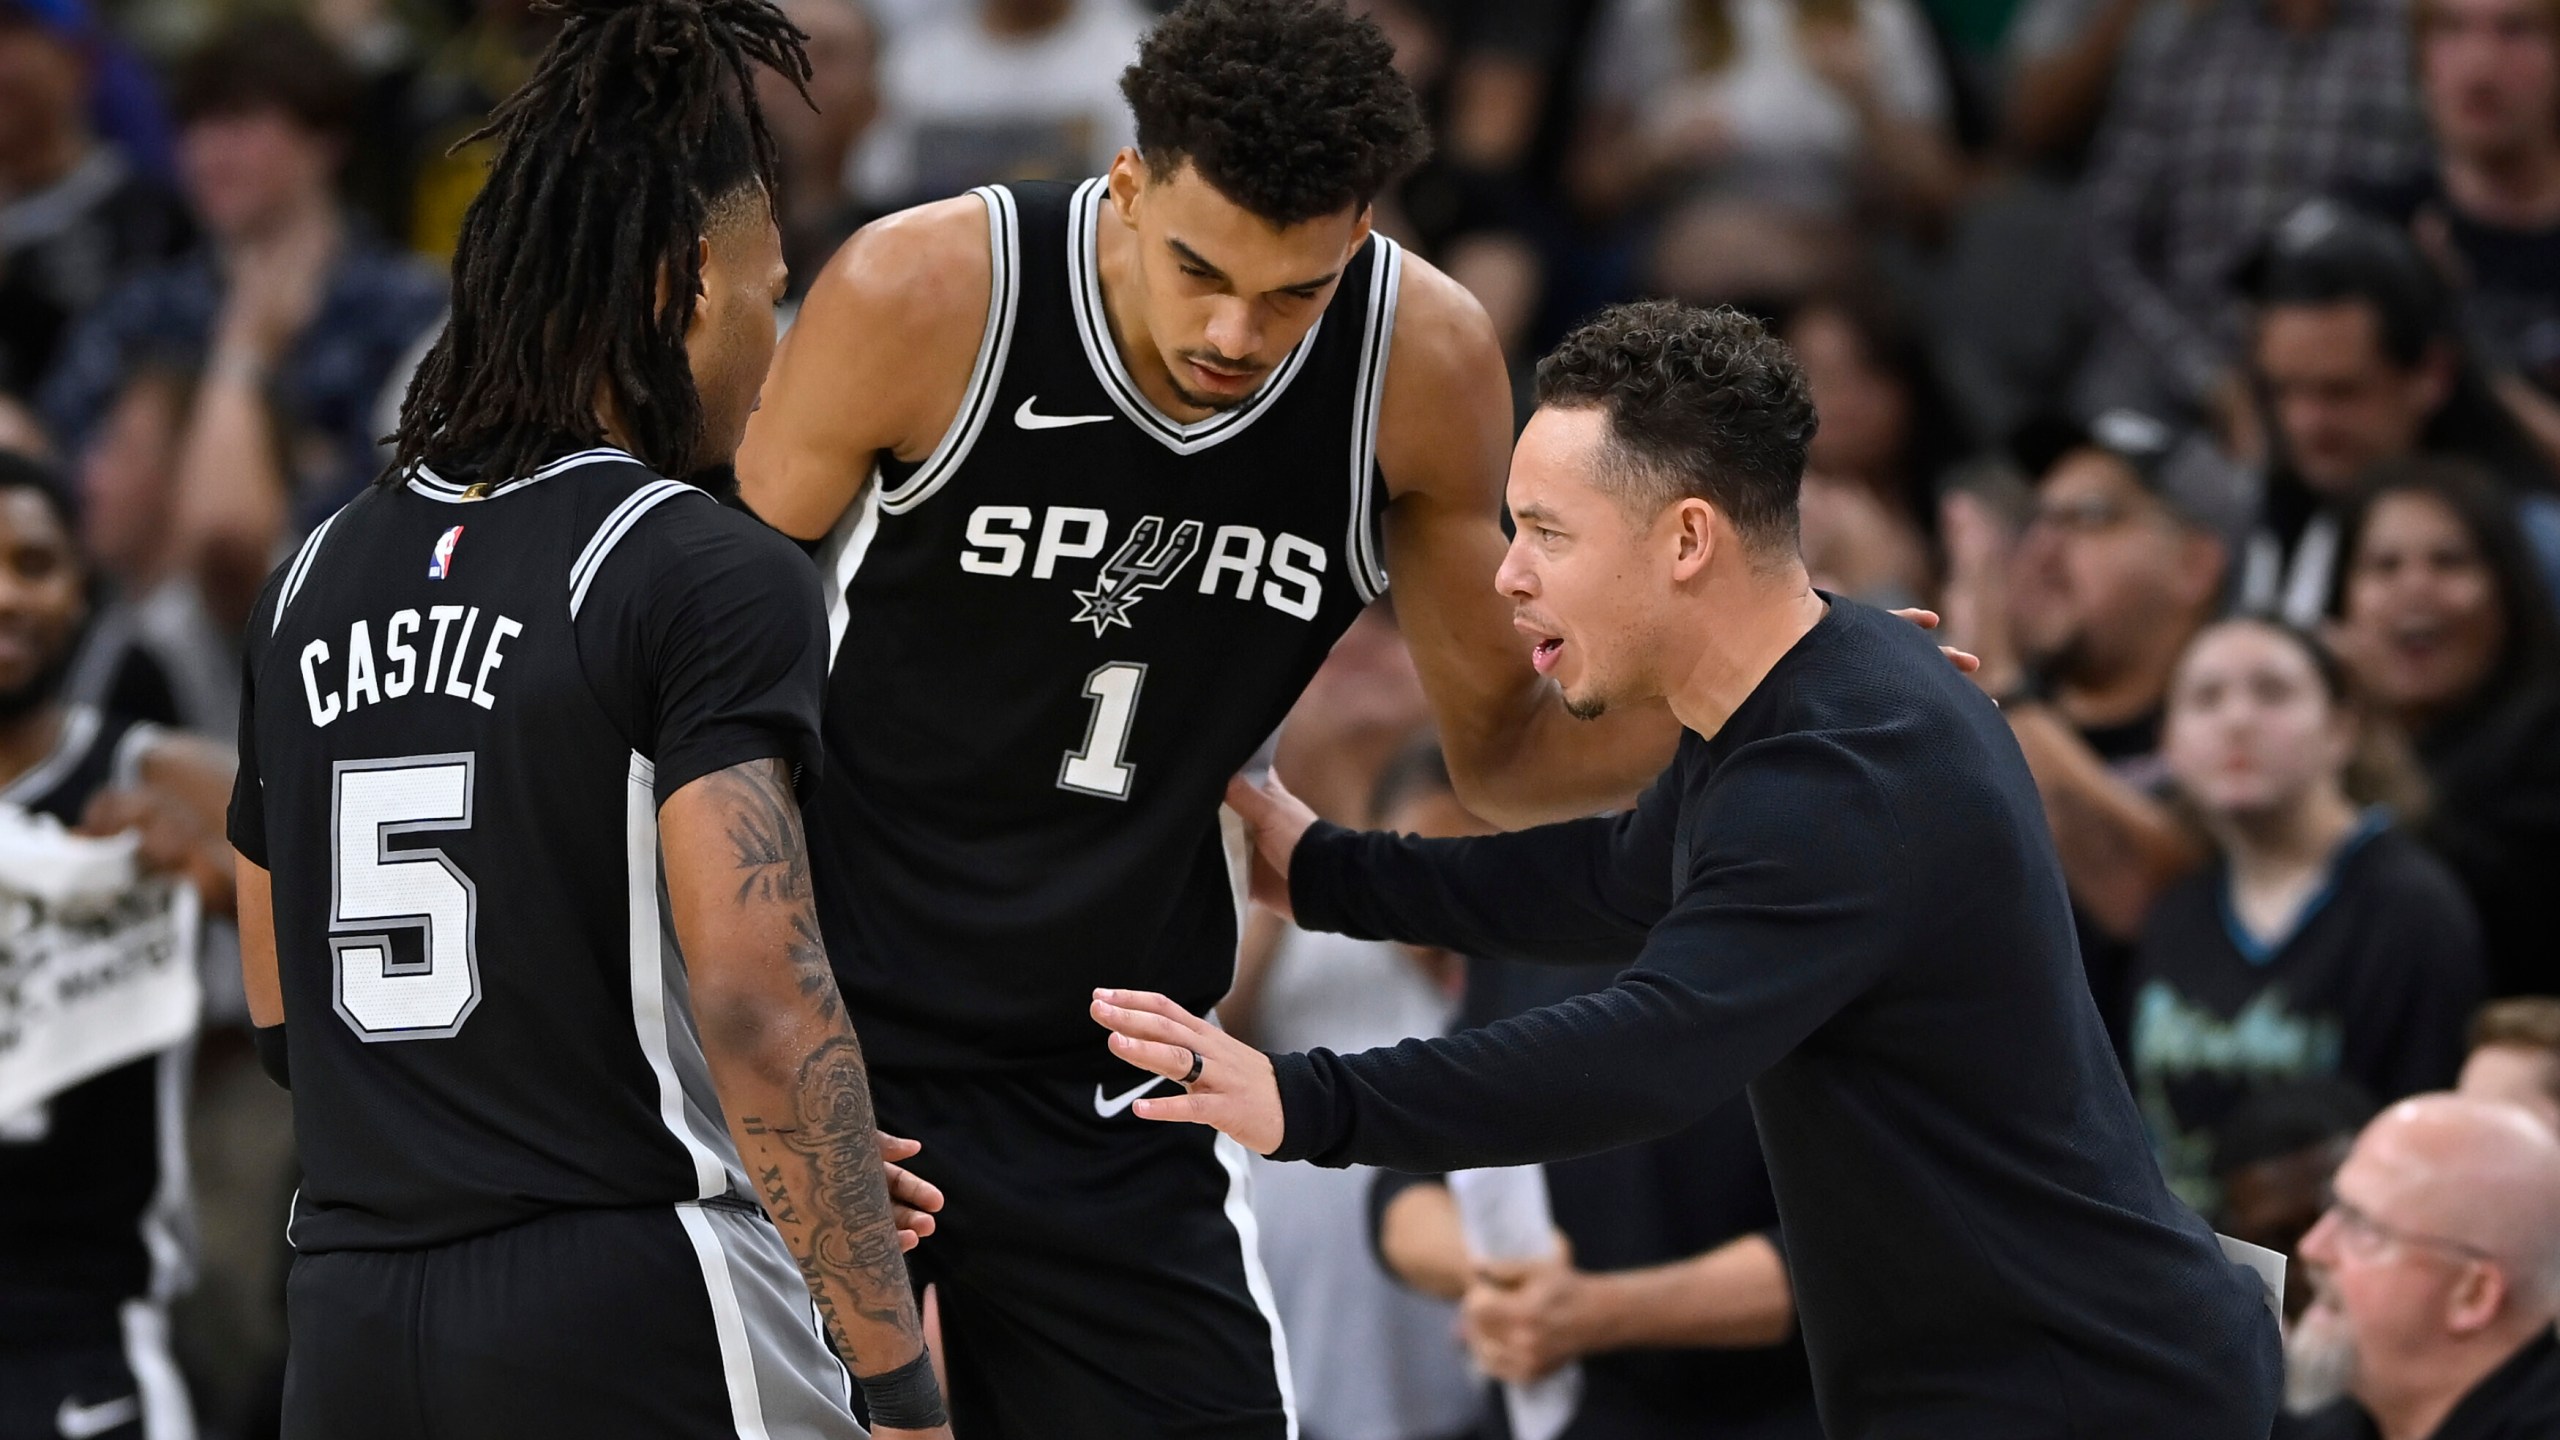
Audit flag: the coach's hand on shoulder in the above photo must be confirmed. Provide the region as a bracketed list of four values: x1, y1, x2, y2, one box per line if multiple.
[876, 1131, 943, 1252]
[1090, 989, 1286, 1156]
[1223, 773, 1318, 920]
[1887, 607, 1982, 677]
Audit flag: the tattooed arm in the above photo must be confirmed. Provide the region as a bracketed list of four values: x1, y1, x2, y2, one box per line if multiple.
[660, 757, 947, 1436]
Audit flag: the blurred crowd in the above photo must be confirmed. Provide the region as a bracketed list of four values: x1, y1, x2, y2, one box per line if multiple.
[5, 0, 2560, 1437]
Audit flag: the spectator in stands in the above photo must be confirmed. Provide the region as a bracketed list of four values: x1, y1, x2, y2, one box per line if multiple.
[2334, 459, 2560, 999]
[2129, 616, 2483, 1212]
[2075, 0, 2424, 433]
[0, 394, 49, 459]
[1359, 0, 1575, 379]
[1941, 408, 2240, 1044]
[1227, 619, 1479, 1440]
[0, 450, 236, 1440]
[2457, 996, 2560, 1132]
[1998, 0, 2183, 174]
[62, 361, 239, 735]
[2350, 0, 2560, 472]
[37, 16, 445, 632]
[2209, 1078, 2377, 1322]
[764, 0, 883, 298]
[2237, 203, 2560, 623]
[1372, 880, 1821, 1438]
[0, 0, 190, 398]
[1783, 286, 1969, 607]
[1571, 0, 1962, 304]
[2284, 1095, 2560, 1437]
[395, 0, 556, 261]
[850, 0, 1145, 210]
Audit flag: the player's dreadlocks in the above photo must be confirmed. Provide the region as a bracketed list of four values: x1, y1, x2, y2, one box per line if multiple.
[385, 0, 810, 489]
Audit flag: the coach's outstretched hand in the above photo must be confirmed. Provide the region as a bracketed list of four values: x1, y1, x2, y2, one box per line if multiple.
[1091, 989, 1287, 1156]
[1224, 773, 1319, 920]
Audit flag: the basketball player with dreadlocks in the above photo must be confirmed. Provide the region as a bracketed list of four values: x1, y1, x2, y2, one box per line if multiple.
[226, 3, 949, 1436]
[734, 1, 1943, 1435]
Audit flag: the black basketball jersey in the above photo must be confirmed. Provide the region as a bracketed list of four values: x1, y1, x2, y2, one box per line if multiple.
[228, 448, 829, 1251]
[0, 705, 189, 1342]
[811, 178, 1402, 1072]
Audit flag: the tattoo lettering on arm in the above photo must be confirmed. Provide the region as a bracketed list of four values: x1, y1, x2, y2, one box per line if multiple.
[692, 759, 922, 1369]
[711, 760, 840, 1022]
[743, 1037, 918, 1338]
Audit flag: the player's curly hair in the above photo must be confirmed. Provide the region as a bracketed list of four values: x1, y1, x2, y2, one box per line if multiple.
[1120, 0, 1430, 227]
[1535, 301, 1818, 557]
[384, 0, 810, 489]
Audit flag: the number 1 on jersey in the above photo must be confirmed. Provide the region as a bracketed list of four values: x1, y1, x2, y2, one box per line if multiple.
[331, 754, 481, 1040]
[1060, 661, 1146, 800]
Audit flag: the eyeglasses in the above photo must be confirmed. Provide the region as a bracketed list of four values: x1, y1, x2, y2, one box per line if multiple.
[2321, 1194, 2500, 1264]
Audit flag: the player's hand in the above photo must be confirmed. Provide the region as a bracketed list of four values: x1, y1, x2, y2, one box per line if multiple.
[1887, 607, 1981, 677]
[79, 785, 235, 913]
[1089, 988, 1285, 1156]
[1224, 773, 1318, 921]
[1461, 1249, 1593, 1384]
[875, 1130, 942, 1252]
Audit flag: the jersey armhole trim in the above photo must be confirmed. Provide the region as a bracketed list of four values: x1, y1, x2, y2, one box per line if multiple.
[0, 703, 102, 807]
[272, 508, 346, 637]
[110, 719, 165, 790]
[1347, 238, 1403, 605]
[877, 184, 1021, 516]
[568, 479, 705, 619]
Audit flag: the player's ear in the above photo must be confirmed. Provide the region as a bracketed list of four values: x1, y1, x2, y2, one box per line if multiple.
[1343, 203, 1374, 260]
[678, 237, 715, 340]
[1667, 498, 1716, 583]
[1107, 149, 1146, 223]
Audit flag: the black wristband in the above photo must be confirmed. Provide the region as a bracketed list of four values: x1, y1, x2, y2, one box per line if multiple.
[251, 1022, 290, 1090]
[857, 1349, 946, 1431]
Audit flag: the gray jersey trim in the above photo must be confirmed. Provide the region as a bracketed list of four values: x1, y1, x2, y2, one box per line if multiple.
[272, 509, 345, 637]
[408, 447, 634, 503]
[569, 480, 701, 619]
[878, 184, 1021, 516]
[1345, 238, 1402, 604]
[624, 752, 741, 1200]
[0, 702, 100, 807]
[675, 1202, 866, 1440]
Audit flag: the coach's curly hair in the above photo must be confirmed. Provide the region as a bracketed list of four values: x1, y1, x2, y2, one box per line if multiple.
[1120, 0, 1430, 227]
[384, 0, 810, 489]
[1535, 301, 1818, 555]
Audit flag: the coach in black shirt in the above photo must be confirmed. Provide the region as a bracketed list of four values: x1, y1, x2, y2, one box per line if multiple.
[1094, 300, 2281, 1438]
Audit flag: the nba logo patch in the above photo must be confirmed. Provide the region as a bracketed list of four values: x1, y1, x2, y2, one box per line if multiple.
[428, 525, 465, 579]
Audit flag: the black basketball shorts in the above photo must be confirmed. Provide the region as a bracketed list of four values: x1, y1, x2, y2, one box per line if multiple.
[872, 1066, 1295, 1440]
[281, 1201, 860, 1440]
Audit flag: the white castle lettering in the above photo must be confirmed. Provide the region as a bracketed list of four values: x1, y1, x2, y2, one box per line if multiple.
[298, 605, 525, 729]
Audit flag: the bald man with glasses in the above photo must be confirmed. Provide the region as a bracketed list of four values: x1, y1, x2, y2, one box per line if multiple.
[2284, 1094, 2560, 1440]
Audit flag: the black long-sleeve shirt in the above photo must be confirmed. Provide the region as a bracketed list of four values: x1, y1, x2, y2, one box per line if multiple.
[1272, 598, 2282, 1440]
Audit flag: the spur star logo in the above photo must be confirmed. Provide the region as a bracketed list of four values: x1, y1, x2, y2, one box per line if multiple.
[1070, 516, 1203, 635]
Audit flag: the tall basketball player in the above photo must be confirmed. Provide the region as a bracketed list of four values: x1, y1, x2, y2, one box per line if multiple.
[736, 2, 1703, 1435]
[228, 4, 947, 1436]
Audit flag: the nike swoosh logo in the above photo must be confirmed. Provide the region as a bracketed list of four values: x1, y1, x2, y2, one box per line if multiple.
[1093, 1076, 1171, 1119]
[1016, 396, 1114, 431]
[57, 1395, 140, 1440]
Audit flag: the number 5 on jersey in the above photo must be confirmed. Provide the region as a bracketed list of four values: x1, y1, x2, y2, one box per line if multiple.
[331, 753, 481, 1040]
[1060, 661, 1145, 800]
